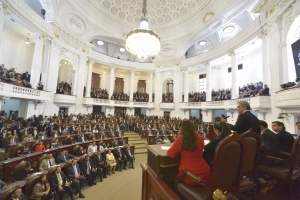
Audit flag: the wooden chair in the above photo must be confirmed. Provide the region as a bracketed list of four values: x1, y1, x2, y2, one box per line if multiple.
[0, 186, 18, 200]
[37, 154, 48, 171]
[258, 134, 300, 200]
[13, 160, 27, 181]
[24, 174, 41, 200]
[207, 123, 217, 141]
[3, 135, 12, 146]
[65, 136, 71, 144]
[240, 129, 262, 200]
[13, 144, 24, 157]
[175, 132, 245, 200]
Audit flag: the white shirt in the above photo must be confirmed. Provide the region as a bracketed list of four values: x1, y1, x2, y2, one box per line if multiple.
[88, 145, 97, 153]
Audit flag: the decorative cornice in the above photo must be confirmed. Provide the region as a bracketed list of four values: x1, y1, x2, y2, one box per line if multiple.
[152, 56, 185, 69]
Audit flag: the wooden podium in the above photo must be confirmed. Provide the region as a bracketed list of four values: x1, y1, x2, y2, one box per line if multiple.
[141, 143, 180, 200]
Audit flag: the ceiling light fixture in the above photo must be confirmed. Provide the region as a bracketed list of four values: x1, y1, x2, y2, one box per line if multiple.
[97, 40, 104, 45]
[120, 48, 125, 52]
[198, 40, 207, 46]
[223, 26, 235, 33]
[25, 33, 30, 44]
[125, 0, 160, 60]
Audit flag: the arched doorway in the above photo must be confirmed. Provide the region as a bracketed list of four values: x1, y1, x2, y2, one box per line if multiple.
[57, 59, 73, 95]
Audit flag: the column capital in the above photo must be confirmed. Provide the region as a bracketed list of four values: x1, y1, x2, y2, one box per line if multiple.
[33, 32, 42, 40]
[204, 62, 211, 67]
[228, 50, 239, 57]
[110, 65, 116, 70]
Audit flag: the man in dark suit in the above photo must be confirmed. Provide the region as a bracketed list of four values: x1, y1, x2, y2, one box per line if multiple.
[81, 155, 97, 186]
[16, 162, 33, 180]
[114, 146, 127, 171]
[222, 101, 260, 135]
[124, 145, 134, 169]
[50, 166, 75, 200]
[93, 150, 107, 179]
[57, 150, 75, 164]
[77, 133, 87, 142]
[8, 186, 27, 200]
[259, 120, 279, 157]
[261, 84, 270, 95]
[271, 121, 294, 153]
[67, 159, 85, 198]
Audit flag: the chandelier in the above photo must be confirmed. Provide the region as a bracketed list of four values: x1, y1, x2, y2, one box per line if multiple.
[125, 0, 160, 60]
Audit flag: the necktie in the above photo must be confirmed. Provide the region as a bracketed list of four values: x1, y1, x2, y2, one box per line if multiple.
[49, 159, 52, 167]
[10, 139, 14, 144]
[57, 173, 63, 185]
[74, 166, 79, 176]
[63, 155, 66, 161]
[87, 161, 91, 171]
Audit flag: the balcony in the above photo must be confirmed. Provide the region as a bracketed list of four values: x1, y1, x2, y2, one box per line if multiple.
[159, 102, 175, 110]
[179, 95, 271, 110]
[53, 94, 77, 107]
[83, 98, 155, 108]
[274, 87, 300, 111]
[0, 82, 51, 101]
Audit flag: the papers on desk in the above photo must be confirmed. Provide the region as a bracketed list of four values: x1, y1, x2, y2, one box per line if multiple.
[161, 146, 170, 150]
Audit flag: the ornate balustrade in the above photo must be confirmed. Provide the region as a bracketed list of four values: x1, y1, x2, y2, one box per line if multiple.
[83, 98, 155, 108]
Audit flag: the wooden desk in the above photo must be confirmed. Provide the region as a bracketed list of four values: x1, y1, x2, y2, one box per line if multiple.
[0, 180, 26, 195]
[0, 157, 25, 183]
[141, 143, 180, 200]
[23, 152, 43, 169]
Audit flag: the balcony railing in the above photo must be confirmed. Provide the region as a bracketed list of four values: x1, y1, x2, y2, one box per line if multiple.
[0, 82, 51, 100]
[179, 95, 271, 110]
[83, 98, 155, 108]
[274, 87, 300, 109]
[159, 102, 175, 110]
[54, 94, 77, 106]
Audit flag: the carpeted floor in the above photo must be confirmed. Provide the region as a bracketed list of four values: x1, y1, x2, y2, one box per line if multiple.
[77, 153, 147, 200]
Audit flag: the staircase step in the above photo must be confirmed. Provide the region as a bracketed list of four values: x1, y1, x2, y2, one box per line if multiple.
[135, 148, 148, 154]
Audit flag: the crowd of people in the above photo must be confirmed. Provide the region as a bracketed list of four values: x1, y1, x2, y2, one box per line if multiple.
[56, 81, 72, 95]
[189, 91, 206, 102]
[110, 92, 129, 101]
[162, 93, 173, 102]
[239, 81, 266, 97]
[90, 88, 109, 99]
[0, 64, 35, 89]
[212, 88, 232, 100]
[133, 91, 149, 102]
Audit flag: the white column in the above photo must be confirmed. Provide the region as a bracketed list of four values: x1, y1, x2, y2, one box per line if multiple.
[174, 69, 182, 117]
[72, 70, 78, 96]
[184, 69, 189, 102]
[205, 62, 212, 101]
[230, 51, 239, 99]
[149, 72, 153, 102]
[109, 67, 115, 97]
[280, 40, 295, 83]
[260, 34, 271, 87]
[41, 39, 51, 88]
[75, 56, 88, 113]
[85, 60, 94, 97]
[30, 32, 44, 89]
[130, 70, 134, 101]
[0, 3, 5, 61]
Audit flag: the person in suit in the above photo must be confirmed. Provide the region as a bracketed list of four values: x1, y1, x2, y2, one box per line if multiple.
[21, 145, 31, 155]
[30, 126, 38, 139]
[51, 138, 60, 148]
[75, 146, 85, 156]
[114, 146, 127, 171]
[81, 155, 97, 186]
[92, 150, 106, 181]
[67, 159, 86, 198]
[259, 120, 280, 157]
[222, 101, 260, 135]
[16, 162, 33, 180]
[31, 174, 53, 200]
[22, 133, 34, 142]
[57, 150, 75, 164]
[271, 121, 294, 153]
[77, 133, 87, 142]
[50, 166, 75, 200]
[70, 125, 77, 134]
[7, 135, 17, 145]
[39, 154, 56, 171]
[112, 139, 119, 147]
[124, 145, 135, 169]
[87, 142, 98, 154]
[57, 126, 63, 135]
[38, 132, 47, 140]
[35, 141, 46, 152]
[66, 136, 75, 144]
[261, 84, 270, 95]
[203, 121, 232, 165]
[9, 186, 28, 200]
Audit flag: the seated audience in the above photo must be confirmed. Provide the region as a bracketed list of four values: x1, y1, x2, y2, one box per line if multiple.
[93, 150, 107, 180]
[88, 142, 98, 154]
[239, 81, 263, 97]
[213, 88, 231, 100]
[21, 145, 31, 155]
[167, 119, 210, 186]
[90, 88, 109, 99]
[133, 91, 149, 102]
[110, 92, 129, 101]
[189, 91, 206, 102]
[260, 84, 270, 95]
[124, 145, 135, 169]
[57, 150, 75, 164]
[81, 155, 97, 186]
[75, 146, 85, 156]
[163, 136, 170, 143]
[9, 186, 27, 200]
[77, 133, 87, 142]
[22, 133, 34, 142]
[38, 132, 47, 140]
[51, 138, 60, 148]
[16, 162, 33, 180]
[114, 146, 127, 171]
[39, 154, 56, 171]
[56, 81, 71, 95]
[203, 121, 232, 165]
[155, 136, 163, 144]
[271, 121, 294, 153]
[162, 93, 173, 102]
[31, 174, 53, 200]
[67, 159, 86, 198]
[35, 141, 46, 152]
[50, 166, 75, 200]
[106, 149, 117, 174]
[259, 120, 279, 157]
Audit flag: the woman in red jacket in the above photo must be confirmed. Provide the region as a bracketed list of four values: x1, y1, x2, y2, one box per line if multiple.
[35, 141, 46, 152]
[167, 119, 210, 186]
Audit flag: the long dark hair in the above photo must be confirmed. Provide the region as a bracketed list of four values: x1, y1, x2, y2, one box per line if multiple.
[181, 119, 197, 151]
[213, 121, 231, 137]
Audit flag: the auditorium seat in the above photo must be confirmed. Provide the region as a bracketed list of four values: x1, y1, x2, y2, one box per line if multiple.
[37, 154, 48, 171]
[24, 174, 41, 199]
[175, 132, 245, 200]
[14, 161, 27, 182]
[0, 186, 18, 200]
[13, 144, 24, 157]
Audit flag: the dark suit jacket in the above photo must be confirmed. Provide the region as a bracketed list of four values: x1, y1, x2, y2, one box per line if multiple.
[277, 130, 294, 153]
[50, 171, 68, 187]
[93, 154, 105, 165]
[75, 149, 84, 157]
[81, 159, 95, 173]
[57, 153, 75, 164]
[124, 149, 134, 160]
[16, 169, 31, 180]
[228, 111, 260, 135]
[261, 129, 279, 157]
[203, 136, 226, 165]
[8, 193, 27, 200]
[114, 149, 125, 160]
[77, 136, 87, 142]
[67, 164, 81, 179]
